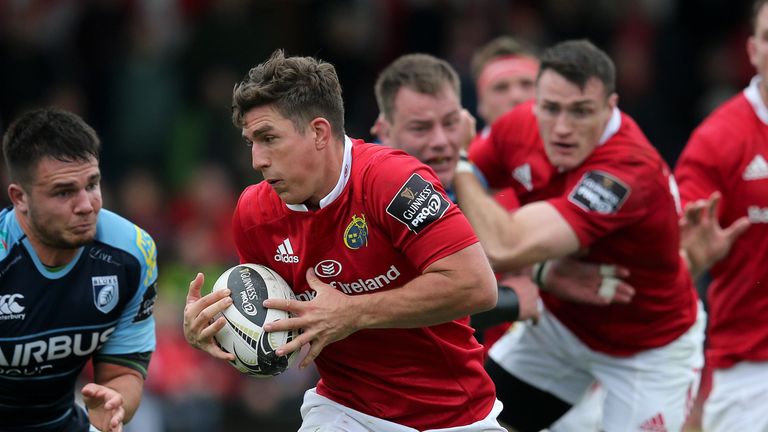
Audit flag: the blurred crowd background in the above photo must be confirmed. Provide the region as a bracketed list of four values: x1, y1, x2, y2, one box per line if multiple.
[0, 0, 756, 431]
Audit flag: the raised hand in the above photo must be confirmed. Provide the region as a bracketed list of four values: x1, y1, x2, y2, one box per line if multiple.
[680, 191, 750, 277]
[82, 383, 125, 432]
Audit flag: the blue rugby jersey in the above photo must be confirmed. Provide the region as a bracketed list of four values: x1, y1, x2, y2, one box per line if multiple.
[0, 207, 157, 431]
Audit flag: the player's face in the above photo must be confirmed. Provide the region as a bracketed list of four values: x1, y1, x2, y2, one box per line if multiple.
[379, 85, 463, 187]
[535, 70, 617, 171]
[478, 70, 537, 125]
[242, 105, 328, 206]
[749, 3, 768, 88]
[15, 157, 102, 251]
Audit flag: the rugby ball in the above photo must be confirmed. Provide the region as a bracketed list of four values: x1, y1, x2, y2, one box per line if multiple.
[212, 263, 298, 378]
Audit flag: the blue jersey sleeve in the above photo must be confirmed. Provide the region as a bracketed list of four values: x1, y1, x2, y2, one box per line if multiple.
[95, 211, 158, 355]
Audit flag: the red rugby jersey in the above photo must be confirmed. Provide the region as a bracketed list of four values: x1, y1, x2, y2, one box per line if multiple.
[674, 77, 768, 369]
[470, 101, 698, 356]
[232, 138, 496, 429]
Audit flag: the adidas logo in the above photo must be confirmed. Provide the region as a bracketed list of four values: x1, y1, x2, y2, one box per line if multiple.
[274, 238, 299, 263]
[639, 413, 667, 432]
[513, 163, 533, 191]
[743, 154, 768, 180]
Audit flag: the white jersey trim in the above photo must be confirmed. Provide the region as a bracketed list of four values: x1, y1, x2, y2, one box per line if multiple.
[598, 107, 621, 146]
[744, 75, 768, 125]
[286, 136, 354, 212]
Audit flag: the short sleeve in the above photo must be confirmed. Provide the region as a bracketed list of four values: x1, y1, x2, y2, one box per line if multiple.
[674, 129, 726, 207]
[548, 167, 648, 249]
[363, 151, 479, 272]
[100, 226, 157, 355]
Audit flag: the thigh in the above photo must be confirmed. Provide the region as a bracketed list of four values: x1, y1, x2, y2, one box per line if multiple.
[594, 308, 705, 432]
[703, 362, 768, 432]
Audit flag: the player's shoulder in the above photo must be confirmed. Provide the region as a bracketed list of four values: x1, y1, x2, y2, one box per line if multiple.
[494, 100, 537, 131]
[351, 139, 426, 178]
[0, 207, 24, 260]
[693, 93, 754, 141]
[234, 181, 286, 227]
[95, 209, 156, 263]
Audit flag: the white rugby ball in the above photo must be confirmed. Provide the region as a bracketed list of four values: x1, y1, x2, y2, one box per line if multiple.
[212, 263, 298, 378]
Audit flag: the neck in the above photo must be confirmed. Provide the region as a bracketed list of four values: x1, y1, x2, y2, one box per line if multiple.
[760, 76, 768, 108]
[15, 212, 79, 267]
[307, 137, 346, 210]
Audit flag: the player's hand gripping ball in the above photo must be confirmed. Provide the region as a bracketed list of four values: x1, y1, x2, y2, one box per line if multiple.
[212, 263, 298, 377]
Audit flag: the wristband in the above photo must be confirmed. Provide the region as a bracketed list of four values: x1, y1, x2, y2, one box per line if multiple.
[470, 284, 520, 330]
[532, 260, 550, 290]
[456, 149, 474, 174]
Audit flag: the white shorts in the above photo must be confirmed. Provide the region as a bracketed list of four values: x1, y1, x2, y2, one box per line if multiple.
[298, 388, 506, 432]
[703, 361, 768, 432]
[489, 303, 705, 432]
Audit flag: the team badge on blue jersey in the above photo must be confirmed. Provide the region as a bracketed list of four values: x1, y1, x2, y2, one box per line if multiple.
[344, 214, 369, 249]
[92, 275, 119, 314]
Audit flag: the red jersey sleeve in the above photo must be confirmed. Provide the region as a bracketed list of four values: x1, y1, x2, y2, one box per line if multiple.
[361, 150, 479, 272]
[674, 123, 731, 207]
[548, 154, 651, 249]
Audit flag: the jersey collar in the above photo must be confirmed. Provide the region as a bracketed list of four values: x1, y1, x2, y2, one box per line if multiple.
[285, 136, 353, 212]
[598, 107, 621, 146]
[745, 75, 768, 125]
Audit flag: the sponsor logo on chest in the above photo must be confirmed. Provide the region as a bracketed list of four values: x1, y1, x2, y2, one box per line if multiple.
[0, 327, 115, 377]
[743, 154, 768, 181]
[274, 238, 300, 263]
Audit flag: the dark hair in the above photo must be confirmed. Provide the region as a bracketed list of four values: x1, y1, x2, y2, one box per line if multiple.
[470, 36, 539, 82]
[374, 53, 461, 122]
[231, 49, 345, 140]
[753, 0, 768, 33]
[537, 39, 616, 97]
[2, 108, 100, 186]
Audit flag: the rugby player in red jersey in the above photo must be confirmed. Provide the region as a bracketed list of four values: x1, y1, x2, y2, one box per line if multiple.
[183, 50, 506, 432]
[675, 1, 767, 429]
[456, 39, 706, 432]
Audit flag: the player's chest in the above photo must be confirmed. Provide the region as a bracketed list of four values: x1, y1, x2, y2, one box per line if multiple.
[0, 248, 130, 333]
[257, 212, 413, 298]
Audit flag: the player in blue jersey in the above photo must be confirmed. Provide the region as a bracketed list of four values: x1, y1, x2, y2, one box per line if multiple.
[0, 108, 158, 432]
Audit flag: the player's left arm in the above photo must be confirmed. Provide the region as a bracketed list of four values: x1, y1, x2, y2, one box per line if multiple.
[83, 357, 148, 431]
[453, 168, 580, 272]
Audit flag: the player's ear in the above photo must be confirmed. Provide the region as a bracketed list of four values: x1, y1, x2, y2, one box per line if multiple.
[8, 183, 28, 214]
[607, 92, 619, 110]
[377, 115, 393, 147]
[309, 117, 333, 149]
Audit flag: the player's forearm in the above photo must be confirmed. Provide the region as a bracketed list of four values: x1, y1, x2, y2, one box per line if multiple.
[453, 171, 524, 268]
[97, 373, 144, 423]
[354, 244, 497, 329]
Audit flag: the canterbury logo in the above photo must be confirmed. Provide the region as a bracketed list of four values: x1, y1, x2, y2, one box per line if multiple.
[274, 238, 299, 263]
[0, 294, 25, 315]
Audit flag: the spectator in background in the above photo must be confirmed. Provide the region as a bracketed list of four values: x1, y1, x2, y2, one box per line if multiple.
[674, 1, 766, 430]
